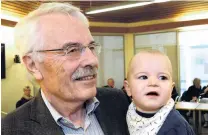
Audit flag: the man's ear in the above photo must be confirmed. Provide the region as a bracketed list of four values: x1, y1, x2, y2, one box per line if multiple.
[124, 80, 132, 97]
[22, 55, 43, 80]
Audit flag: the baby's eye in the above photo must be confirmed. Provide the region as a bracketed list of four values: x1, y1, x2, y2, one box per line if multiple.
[138, 75, 148, 80]
[159, 76, 168, 80]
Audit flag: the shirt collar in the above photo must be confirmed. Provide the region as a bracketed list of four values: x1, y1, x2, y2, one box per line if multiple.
[41, 90, 100, 124]
[41, 90, 62, 125]
[85, 97, 100, 115]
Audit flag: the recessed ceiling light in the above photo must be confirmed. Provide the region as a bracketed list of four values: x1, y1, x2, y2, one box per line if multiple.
[86, 0, 170, 14]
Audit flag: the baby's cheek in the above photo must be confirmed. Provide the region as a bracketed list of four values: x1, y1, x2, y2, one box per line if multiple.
[140, 85, 146, 92]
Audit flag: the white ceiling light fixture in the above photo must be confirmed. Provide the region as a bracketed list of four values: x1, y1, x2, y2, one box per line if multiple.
[86, 2, 152, 15]
[86, 0, 170, 15]
[1, 11, 20, 22]
[154, 0, 171, 3]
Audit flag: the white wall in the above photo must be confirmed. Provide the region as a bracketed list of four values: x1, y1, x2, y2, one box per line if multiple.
[1, 26, 34, 114]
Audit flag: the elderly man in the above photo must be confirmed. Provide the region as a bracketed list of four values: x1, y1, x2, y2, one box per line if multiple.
[2, 3, 130, 135]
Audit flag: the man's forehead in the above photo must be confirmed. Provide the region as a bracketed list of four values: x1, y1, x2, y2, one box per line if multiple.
[38, 13, 92, 47]
[38, 13, 82, 33]
[39, 13, 78, 23]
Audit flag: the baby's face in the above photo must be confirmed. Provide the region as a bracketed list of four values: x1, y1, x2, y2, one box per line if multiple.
[126, 53, 174, 113]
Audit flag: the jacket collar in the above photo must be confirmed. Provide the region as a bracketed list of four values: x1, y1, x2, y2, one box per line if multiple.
[28, 90, 121, 135]
[94, 89, 113, 135]
[29, 91, 64, 135]
[29, 91, 107, 135]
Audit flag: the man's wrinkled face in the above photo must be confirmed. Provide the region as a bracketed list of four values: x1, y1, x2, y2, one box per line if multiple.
[125, 53, 174, 113]
[34, 13, 99, 102]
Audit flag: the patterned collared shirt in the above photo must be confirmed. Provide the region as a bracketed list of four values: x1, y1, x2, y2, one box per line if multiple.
[41, 91, 104, 135]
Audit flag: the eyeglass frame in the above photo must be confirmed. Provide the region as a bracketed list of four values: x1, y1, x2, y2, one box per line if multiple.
[30, 41, 101, 59]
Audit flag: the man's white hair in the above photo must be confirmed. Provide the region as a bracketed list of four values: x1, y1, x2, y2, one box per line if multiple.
[14, 2, 89, 62]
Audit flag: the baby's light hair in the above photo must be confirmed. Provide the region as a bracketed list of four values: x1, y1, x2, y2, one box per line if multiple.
[127, 49, 173, 80]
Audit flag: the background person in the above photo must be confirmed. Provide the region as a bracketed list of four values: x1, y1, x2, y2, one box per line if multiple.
[16, 86, 33, 108]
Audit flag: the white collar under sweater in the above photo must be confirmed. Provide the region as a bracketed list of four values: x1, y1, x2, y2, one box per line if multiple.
[126, 98, 174, 135]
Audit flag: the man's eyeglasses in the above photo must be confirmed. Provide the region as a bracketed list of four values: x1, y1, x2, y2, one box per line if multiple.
[34, 42, 101, 59]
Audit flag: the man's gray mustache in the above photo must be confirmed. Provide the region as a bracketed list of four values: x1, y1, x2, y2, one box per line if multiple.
[72, 66, 97, 80]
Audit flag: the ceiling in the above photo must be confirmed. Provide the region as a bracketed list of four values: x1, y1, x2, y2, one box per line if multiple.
[1, 1, 208, 23]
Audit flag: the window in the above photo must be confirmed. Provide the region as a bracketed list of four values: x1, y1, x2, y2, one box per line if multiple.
[179, 30, 208, 93]
[93, 36, 124, 89]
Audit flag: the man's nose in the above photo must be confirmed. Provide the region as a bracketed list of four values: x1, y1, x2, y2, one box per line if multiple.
[80, 47, 98, 67]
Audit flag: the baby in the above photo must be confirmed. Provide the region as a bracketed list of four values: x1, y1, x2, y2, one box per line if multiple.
[125, 50, 195, 135]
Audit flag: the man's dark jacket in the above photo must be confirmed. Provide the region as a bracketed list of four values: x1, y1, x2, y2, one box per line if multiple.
[2, 88, 130, 135]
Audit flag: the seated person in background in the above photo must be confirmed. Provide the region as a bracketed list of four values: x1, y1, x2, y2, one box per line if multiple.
[181, 84, 208, 125]
[103, 78, 115, 88]
[16, 86, 33, 108]
[185, 78, 202, 102]
[180, 84, 203, 122]
[181, 90, 190, 102]
[200, 85, 208, 128]
[202, 85, 208, 91]
[125, 50, 195, 135]
[171, 86, 178, 101]
[201, 84, 208, 98]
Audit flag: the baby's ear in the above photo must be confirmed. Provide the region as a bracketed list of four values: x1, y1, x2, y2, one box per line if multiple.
[124, 80, 132, 97]
[172, 82, 175, 89]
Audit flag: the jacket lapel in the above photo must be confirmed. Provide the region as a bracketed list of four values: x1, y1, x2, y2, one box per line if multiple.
[95, 105, 110, 135]
[95, 90, 115, 135]
[95, 88, 130, 135]
[29, 92, 64, 135]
